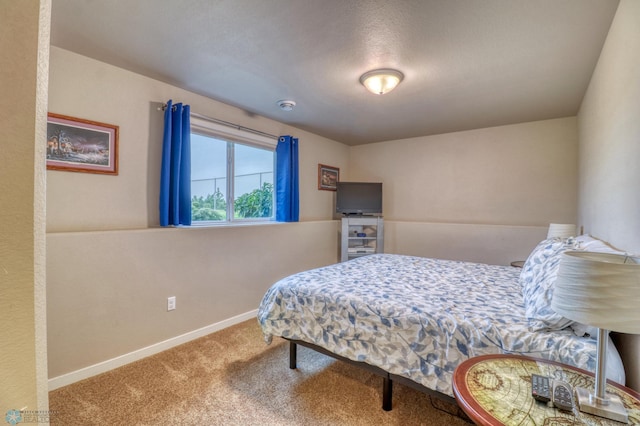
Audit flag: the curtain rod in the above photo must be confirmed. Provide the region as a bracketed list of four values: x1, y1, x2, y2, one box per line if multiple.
[159, 102, 278, 140]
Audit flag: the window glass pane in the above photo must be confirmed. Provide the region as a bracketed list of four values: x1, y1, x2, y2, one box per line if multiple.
[191, 133, 227, 221]
[233, 143, 274, 219]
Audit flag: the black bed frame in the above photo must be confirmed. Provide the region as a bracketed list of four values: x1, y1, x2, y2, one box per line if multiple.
[286, 338, 457, 411]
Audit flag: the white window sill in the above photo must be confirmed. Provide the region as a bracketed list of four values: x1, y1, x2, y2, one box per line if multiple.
[185, 220, 283, 229]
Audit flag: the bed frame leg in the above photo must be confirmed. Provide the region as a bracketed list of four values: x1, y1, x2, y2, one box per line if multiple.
[289, 341, 297, 369]
[382, 376, 393, 411]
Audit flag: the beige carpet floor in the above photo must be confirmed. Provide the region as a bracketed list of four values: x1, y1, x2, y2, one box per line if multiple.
[49, 319, 471, 425]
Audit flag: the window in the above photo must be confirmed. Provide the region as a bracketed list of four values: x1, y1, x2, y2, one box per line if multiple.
[190, 116, 276, 223]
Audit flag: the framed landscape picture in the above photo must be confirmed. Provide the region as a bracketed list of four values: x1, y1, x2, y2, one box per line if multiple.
[318, 164, 339, 191]
[46, 113, 119, 175]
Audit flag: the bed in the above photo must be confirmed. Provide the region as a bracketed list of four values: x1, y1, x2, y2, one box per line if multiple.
[257, 236, 626, 410]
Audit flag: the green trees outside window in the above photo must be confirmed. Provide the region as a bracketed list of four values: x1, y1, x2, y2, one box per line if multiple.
[192, 182, 273, 221]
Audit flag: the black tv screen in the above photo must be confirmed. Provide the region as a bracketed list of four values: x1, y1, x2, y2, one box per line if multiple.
[336, 182, 382, 215]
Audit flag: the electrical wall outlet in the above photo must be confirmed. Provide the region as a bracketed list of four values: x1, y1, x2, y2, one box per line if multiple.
[167, 296, 176, 311]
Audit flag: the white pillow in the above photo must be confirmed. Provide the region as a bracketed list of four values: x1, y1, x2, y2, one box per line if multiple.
[520, 237, 580, 331]
[575, 234, 627, 254]
[569, 322, 597, 339]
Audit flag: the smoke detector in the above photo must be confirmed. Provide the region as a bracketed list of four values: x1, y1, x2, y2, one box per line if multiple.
[277, 100, 296, 111]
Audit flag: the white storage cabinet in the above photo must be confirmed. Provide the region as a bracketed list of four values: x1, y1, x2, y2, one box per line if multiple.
[340, 216, 384, 262]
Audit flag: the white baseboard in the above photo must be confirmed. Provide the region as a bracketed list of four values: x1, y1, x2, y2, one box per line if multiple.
[48, 309, 258, 391]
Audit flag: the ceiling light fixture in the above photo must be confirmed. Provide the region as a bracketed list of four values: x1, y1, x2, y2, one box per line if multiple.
[359, 69, 404, 95]
[277, 100, 296, 111]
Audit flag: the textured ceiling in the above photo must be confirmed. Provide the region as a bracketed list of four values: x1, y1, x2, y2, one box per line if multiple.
[50, 0, 619, 145]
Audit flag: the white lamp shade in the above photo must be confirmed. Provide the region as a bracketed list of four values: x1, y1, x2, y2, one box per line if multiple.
[547, 223, 576, 238]
[552, 251, 640, 334]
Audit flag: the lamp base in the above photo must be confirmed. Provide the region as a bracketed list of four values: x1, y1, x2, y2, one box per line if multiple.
[575, 386, 628, 424]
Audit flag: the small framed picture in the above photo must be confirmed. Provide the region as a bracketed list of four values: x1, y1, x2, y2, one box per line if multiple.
[318, 164, 339, 191]
[46, 113, 119, 175]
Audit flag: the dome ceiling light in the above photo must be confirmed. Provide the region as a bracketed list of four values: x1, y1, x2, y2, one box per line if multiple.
[359, 69, 404, 95]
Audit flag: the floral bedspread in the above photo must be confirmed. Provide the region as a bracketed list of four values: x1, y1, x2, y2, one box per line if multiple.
[257, 254, 620, 397]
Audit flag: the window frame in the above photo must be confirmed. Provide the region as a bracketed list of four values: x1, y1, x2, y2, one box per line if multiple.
[190, 115, 278, 225]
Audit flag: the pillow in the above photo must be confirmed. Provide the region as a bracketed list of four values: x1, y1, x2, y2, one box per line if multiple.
[575, 234, 627, 255]
[520, 237, 580, 331]
[569, 322, 597, 339]
[519, 237, 575, 288]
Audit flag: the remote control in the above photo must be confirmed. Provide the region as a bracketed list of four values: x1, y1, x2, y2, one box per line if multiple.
[531, 374, 551, 403]
[552, 380, 574, 412]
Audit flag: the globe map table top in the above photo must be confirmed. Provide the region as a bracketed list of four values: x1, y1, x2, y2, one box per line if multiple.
[453, 354, 640, 425]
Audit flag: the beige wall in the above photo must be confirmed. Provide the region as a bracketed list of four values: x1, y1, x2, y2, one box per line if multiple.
[385, 221, 546, 266]
[578, 0, 640, 254]
[47, 221, 338, 379]
[577, 0, 640, 391]
[349, 117, 578, 226]
[46, 47, 348, 380]
[48, 47, 347, 232]
[344, 118, 576, 266]
[0, 0, 49, 415]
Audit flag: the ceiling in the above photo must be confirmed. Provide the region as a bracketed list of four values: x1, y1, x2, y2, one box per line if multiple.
[50, 0, 619, 146]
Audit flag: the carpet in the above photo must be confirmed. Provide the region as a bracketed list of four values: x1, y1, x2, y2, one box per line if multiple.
[49, 319, 471, 425]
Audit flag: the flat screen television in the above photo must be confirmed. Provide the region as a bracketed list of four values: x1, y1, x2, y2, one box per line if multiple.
[336, 182, 382, 215]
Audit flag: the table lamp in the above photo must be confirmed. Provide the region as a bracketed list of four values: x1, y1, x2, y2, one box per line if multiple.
[552, 251, 640, 423]
[547, 223, 576, 239]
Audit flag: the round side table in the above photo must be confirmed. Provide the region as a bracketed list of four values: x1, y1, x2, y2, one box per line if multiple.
[453, 354, 640, 425]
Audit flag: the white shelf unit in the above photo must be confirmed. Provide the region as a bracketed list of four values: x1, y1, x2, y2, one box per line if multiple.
[340, 216, 384, 262]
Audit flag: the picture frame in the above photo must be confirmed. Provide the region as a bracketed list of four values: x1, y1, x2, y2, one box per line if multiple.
[318, 164, 340, 191]
[46, 113, 119, 175]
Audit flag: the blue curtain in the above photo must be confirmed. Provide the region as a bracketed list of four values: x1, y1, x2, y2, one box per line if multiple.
[159, 100, 192, 226]
[275, 135, 299, 222]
